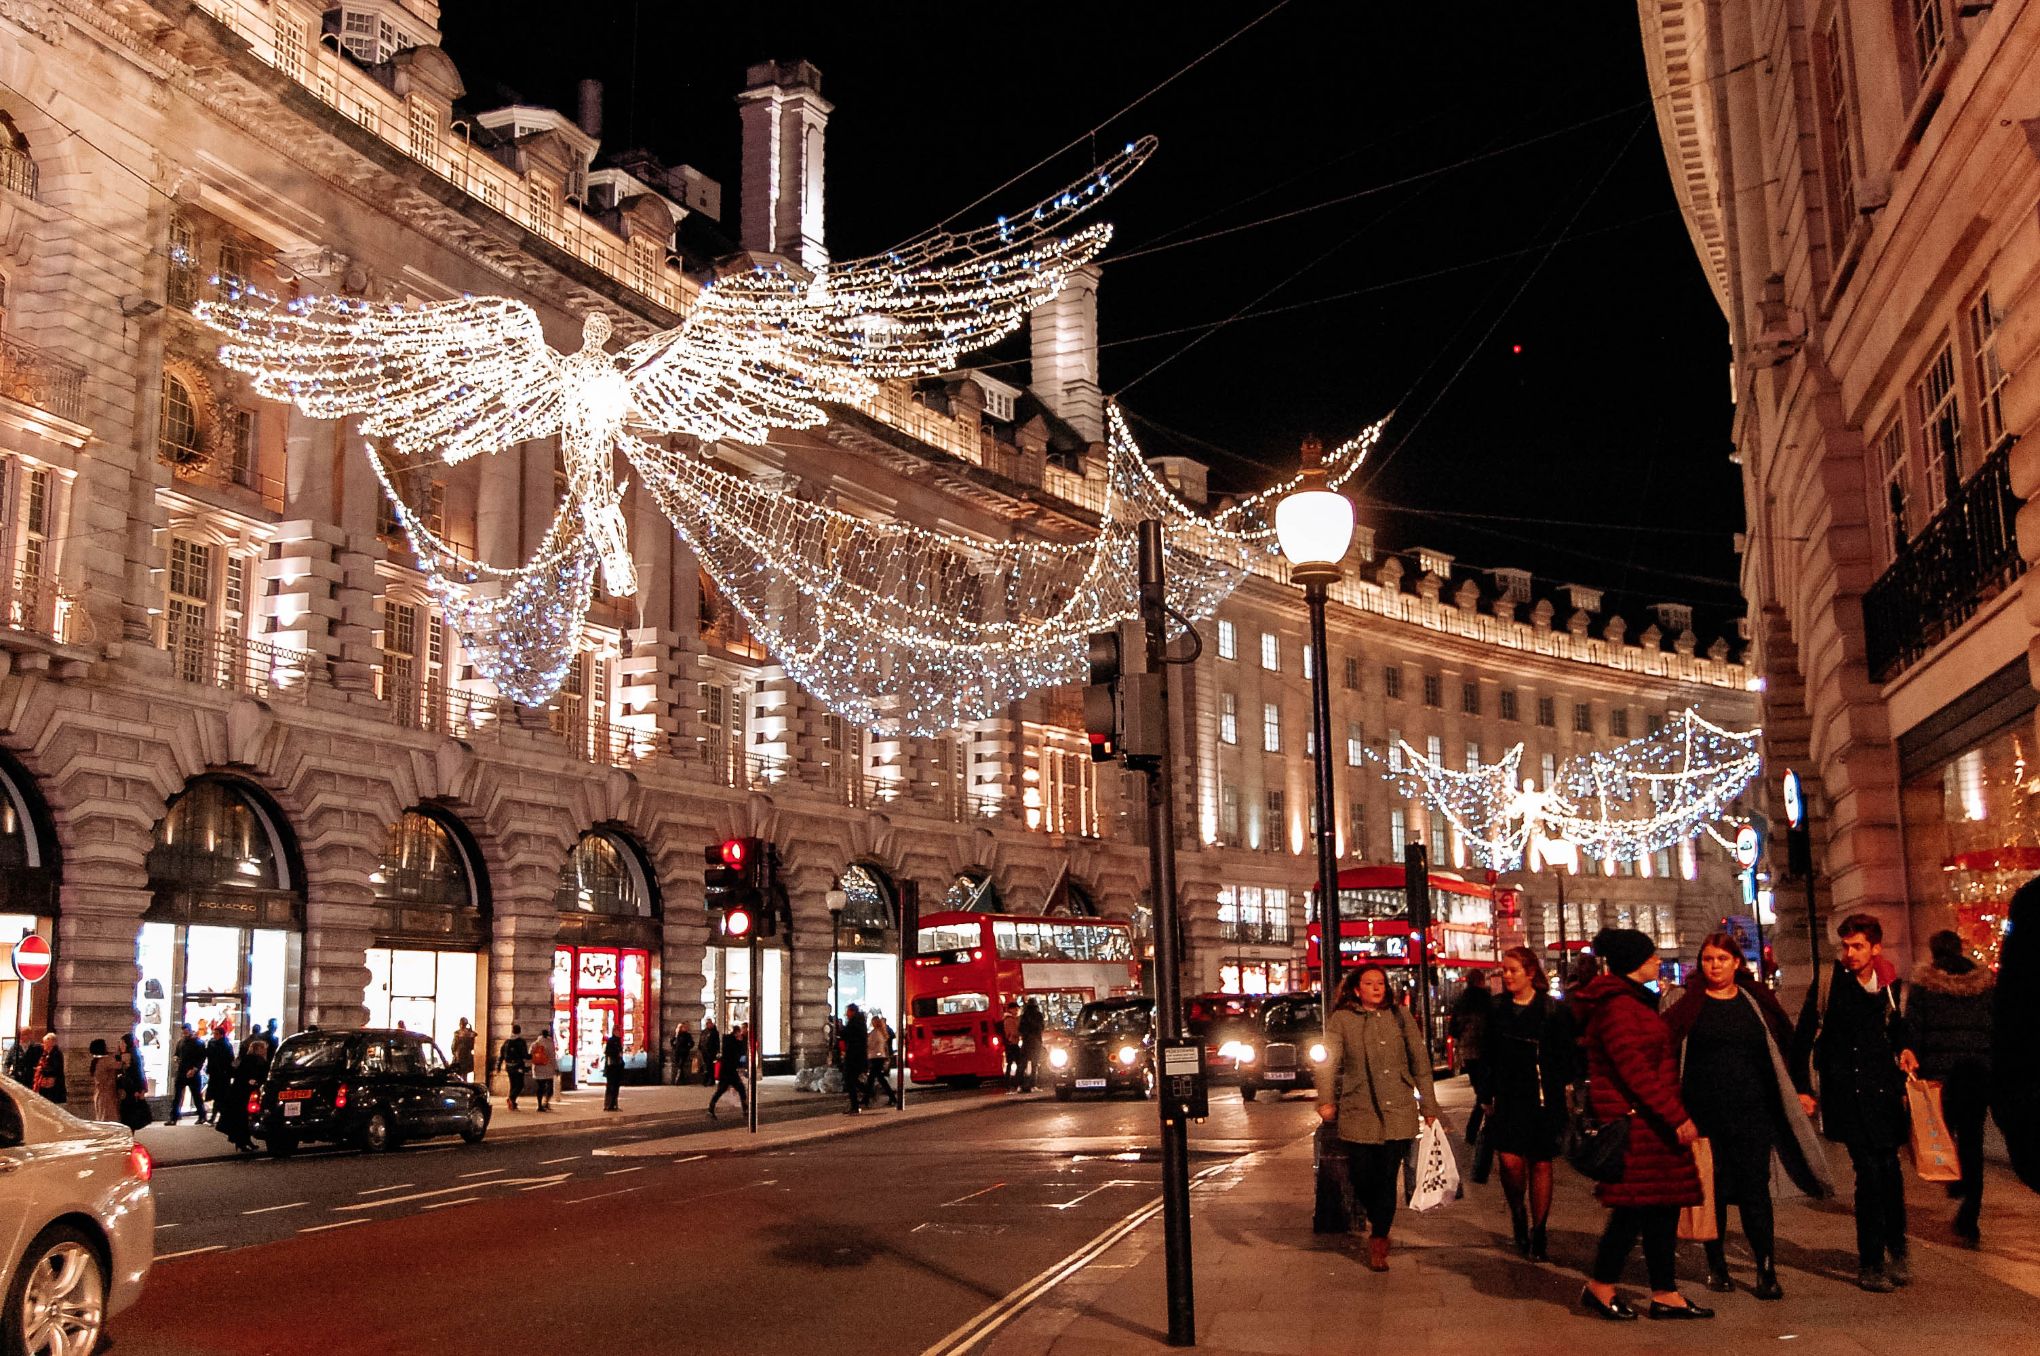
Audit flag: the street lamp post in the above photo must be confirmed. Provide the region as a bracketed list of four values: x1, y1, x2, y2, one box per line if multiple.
[826, 888, 847, 1048]
[1276, 436, 1356, 1036]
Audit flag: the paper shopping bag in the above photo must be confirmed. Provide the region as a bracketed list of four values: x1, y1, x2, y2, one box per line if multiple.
[1677, 1137, 1718, 1240]
[1908, 1078, 1961, 1183]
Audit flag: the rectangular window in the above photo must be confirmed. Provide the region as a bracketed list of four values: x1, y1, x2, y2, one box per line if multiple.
[1972, 291, 2010, 457]
[1342, 655, 1358, 691]
[527, 177, 555, 235]
[1426, 734, 1443, 765]
[1429, 811, 1449, 856]
[272, 12, 306, 79]
[1610, 708, 1629, 739]
[1347, 801, 1365, 858]
[1537, 695, 1555, 728]
[222, 555, 245, 638]
[1499, 689, 1518, 722]
[1262, 702, 1281, 753]
[1573, 703, 1593, 734]
[1346, 722, 1364, 767]
[1216, 619, 1236, 660]
[1262, 888, 1291, 943]
[1390, 808, 1406, 862]
[382, 600, 417, 706]
[1461, 681, 1479, 716]
[1915, 338, 1962, 511]
[1465, 741, 1481, 772]
[1541, 752, 1558, 789]
[19, 465, 49, 584]
[1383, 665, 1402, 700]
[1260, 632, 1280, 671]
[226, 408, 255, 488]
[166, 216, 197, 312]
[1264, 789, 1285, 851]
[1818, 14, 1857, 260]
[407, 100, 439, 165]
[1220, 784, 1240, 844]
[1910, 0, 1946, 77]
[1654, 847, 1673, 879]
[166, 537, 214, 681]
[1422, 673, 1442, 708]
[1388, 728, 1403, 772]
[1302, 645, 1313, 682]
[1219, 691, 1238, 746]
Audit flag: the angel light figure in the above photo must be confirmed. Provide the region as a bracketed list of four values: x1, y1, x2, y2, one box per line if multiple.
[1510, 778, 1580, 874]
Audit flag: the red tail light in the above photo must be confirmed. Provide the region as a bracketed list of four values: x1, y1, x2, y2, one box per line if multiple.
[334, 1082, 348, 1110]
[247, 1091, 261, 1116]
[127, 1144, 152, 1183]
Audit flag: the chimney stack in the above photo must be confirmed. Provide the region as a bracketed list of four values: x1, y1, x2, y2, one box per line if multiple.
[736, 60, 831, 270]
[576, 79, 603, 141]
[1029, 265, 1103, 443]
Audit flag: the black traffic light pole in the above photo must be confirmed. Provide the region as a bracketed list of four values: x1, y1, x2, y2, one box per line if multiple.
[1136, 519, 1195, 1348]
[747, 925, 761, 1135]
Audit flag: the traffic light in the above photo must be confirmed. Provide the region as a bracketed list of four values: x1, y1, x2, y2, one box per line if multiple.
[1083, 620, 1162, 764]
[1403, 840, 1431, 939]
[704, 836, 767, 939]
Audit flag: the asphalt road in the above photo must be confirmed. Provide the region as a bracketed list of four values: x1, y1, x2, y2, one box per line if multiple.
[113, 1086, 1319, 1355]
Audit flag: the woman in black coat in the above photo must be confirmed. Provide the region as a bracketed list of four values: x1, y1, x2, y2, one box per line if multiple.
[1481, 946, 1575, 1261]
[1911, 930, 1995, 1245]
[1994, 876, 2040, 1192]
[218, 1040, 269, 1152]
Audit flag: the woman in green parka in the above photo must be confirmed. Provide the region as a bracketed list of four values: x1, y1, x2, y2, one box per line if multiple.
[1317, 963, 1437, 1271]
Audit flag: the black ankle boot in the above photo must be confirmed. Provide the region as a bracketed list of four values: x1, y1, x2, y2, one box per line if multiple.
[1703, 1240, 1733, 1292]
[1753, 1256, 1782, 1300]
[1528, 1223, 1549, 1262]
[1510, 1207, 1530, 1256]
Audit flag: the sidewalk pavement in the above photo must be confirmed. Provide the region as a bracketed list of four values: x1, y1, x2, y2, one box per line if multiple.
[981, 1079, 2040, 1356]
[138, 1073, 974, 1165]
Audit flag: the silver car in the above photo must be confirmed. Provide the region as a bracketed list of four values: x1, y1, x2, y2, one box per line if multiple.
[0, 1076, 153, 1355]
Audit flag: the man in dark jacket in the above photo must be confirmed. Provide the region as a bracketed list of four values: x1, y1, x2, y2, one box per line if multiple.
[1794, 913, 1917, 1292]
[671, 1023, 694, 1086]
[30, 1033, 65, 1104]
[203, 1027, 235, 1123]
[495, 1025, 529, 1111]
[1451, 972, 1494, 1145]
[700, 1019, 721, 1088]
[708, 1023, 747, 1118]
[1018, 999, 1046, 1093]
[171, 1025, 206, 1124]
[602, 1030, 625, 1111]
[1910, 929, 1994, 1245]
[841, 1005, 868, 1113]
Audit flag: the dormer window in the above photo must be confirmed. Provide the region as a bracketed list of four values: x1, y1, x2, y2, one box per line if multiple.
[983, 387, 1015, 422]
[1565, 583, 1603, 614]
[1416, 548, 1454, 578]
[1493, 568, 1532, 604]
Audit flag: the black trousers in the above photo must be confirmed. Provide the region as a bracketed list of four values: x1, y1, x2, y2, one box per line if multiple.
[1711, 1192, 1775, 1260]
[172, 1072, 204, 1121]
[710, 1076, 747, 1112]
[1942, 1067, 1989, 1218]
[1593, 1204, 1679, 1291]
[505, 1069, 525, 1106]
[844, 1063, 867, 1110]
[603, 1073, 620, 1110]
[1342, 1139, 1410, 1239]
[1846, 1141, 1908, 1267]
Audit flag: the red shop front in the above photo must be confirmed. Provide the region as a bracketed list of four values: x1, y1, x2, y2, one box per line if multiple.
[551, 945, 653, 1090]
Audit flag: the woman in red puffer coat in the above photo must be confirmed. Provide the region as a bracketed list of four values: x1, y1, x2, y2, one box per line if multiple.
[1573, 928, 1709, 1323]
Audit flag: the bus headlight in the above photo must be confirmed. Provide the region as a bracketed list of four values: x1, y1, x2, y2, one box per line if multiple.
[1117, 1046, 1139, 1066]
[1309, 1042, 1328, 1065]
[1048, 1047, 1069, 1070]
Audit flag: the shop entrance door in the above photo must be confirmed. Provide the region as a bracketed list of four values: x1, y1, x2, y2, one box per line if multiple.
[575, 997, 618, 1086]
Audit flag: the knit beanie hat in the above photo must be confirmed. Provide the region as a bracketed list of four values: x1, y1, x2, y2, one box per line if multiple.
[1592, 927, 1656, 976]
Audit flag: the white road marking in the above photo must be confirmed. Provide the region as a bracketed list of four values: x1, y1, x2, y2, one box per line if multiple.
[564, 1186, 642, 1204]
[299, 1219, 367, 1235]
[241, 1201, 309, 1216]
[422, 1197, 482, 1211]
[337, 1174, 572, 1210]
[154, 1223, 180, 1232]
[540, 1155, 580, 1165]
[942, 1182, 1006, 1207]
[457, 1169, 506, 1179]
[670, 1154, 707, 1164]
[603, 1166, 644, 1176]
[356, 1182, 416, 1196]
[158, 1245, 226, 1262]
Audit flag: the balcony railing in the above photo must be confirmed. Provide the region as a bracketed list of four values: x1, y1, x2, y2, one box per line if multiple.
[551, 694, 660, 767]
[172, 458, 286, 514]
[1863, 440, 2025, 682]
[0, 334, 85, 424]
[0, 567, 77, 645]
[386, 676, 511, 740]
[0, 146, 35, 201]
[1219, 919, 1292, 946]
[166, 628, 325, 702]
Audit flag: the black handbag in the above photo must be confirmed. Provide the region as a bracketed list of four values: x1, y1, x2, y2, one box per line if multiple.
[1470, 1113, 1495, 1185]
[1563, 1081, 1632, 1183]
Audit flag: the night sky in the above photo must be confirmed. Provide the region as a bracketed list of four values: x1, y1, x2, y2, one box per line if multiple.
[439, 1, 1741, 620]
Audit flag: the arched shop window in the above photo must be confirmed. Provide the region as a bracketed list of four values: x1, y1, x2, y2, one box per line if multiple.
[552, 829, 658, 1092]
[0, 753, 57, 1082]
[137, 776, 304, 1102]
[365, 810, 487, 1058]
[825, 863, 901, 1028]
[555, 830, 654, 917]
[946, 868, 999, 913]
[837, 864, 895, 932]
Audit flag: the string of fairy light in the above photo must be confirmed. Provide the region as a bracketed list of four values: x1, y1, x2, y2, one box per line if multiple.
[1373, 708, 1762, 871]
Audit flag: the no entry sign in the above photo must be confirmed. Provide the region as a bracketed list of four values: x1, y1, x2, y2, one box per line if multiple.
[10, 934, 49, 985]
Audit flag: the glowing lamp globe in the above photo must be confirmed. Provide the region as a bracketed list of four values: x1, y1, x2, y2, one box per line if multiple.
[1275, 437, 1355, 586]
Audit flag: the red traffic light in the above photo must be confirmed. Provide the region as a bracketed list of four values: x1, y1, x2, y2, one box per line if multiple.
[720, 838, 749, 870]
[724, 906, 754, 939]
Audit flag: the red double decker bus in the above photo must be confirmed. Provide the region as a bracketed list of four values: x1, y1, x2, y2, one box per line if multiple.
[1304, 865, 1512, 1063]
[904, 911, 1141, 1083]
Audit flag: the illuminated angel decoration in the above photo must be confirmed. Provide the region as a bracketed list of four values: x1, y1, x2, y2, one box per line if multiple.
[1377, 709, 1760, 871]
[196, 136, 1388, 733]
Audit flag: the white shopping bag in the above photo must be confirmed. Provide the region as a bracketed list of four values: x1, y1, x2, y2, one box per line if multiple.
[1409, 1118, 1461, 1213]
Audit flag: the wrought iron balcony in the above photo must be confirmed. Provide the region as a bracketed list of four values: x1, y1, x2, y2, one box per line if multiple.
[1219, 919, 1292, 946]
[1863, 440, 2026, 682]
[165, 627, 325, 702]
[0, 334, 84, 425]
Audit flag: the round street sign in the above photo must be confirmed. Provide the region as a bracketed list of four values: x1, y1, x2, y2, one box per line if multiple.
[1782, 769, 1805, 829]
[10, 934, 50, 985]
[1734, 823, 1761, 868]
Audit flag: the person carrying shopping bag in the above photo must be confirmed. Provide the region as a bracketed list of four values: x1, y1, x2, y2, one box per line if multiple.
[1317, 963, 1436, 1272]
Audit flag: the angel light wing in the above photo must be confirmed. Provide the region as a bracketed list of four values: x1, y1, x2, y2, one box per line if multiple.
[1549, 709, 1762, 861]
[196, 292, 566, 465]
[1375, 740, 1527, 869]
[622, 138, 1156, 444]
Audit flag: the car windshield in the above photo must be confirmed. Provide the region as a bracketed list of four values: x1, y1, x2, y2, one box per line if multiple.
[1266, 1002, 1318, 1037]
[273, 1033, 351, 1075]
[1075, 1005, 1150, 1037]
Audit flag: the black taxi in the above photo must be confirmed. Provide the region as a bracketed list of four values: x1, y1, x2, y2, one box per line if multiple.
[1048, 997, 1156, 1100]
[1235, 994, 1330, 1101]
[255, 1028, 490, 1157]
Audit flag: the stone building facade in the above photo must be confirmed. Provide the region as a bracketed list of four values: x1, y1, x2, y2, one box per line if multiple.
[1642, 0, 2040, 974]
[0, 0, 1751, 1095]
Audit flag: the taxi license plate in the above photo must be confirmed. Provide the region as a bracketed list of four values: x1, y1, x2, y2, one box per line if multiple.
[1266, 1070, 1296, 1081]
[283, 1103, 301, 1118]
[1076, 1078, 1107, 1089]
